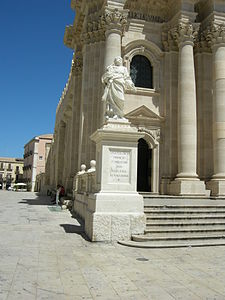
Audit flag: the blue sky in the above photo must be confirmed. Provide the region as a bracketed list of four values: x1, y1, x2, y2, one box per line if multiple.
[0, 1, 74, 158]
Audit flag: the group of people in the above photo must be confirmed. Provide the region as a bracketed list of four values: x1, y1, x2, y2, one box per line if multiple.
[51, 184, 65, 205]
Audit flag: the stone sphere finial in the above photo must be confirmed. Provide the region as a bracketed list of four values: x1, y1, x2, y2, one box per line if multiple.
[78, 164, 86, 175]
[87, 160, 96, 173]
[81, 164, 86, 171]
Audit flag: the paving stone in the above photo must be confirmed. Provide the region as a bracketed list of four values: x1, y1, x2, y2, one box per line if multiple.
[1, 191, 225, 300]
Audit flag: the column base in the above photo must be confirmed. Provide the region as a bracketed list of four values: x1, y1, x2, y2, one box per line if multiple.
[206, 180, 225, 197]
[169, 179, 206, 196]
[85, 192, 145, 241]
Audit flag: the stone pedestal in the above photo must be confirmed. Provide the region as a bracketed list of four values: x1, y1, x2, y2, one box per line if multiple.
[206, 180, 225, 197]
[169, 179, 206, 196]
[86, 119, 145, 241]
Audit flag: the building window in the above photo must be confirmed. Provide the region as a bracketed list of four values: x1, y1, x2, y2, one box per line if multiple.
[6, 174, 12, 181]
[39, 156, 43, 160]
[0, 163, 3, 170]
[7, 163, 12, 171]
[130, 55, 153, 89]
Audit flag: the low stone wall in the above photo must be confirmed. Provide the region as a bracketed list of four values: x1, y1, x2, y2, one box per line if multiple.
[72, 167, 146, 242]
[72, 163, 97, 233]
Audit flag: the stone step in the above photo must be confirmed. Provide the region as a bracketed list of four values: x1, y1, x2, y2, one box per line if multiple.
[143, 197, 225, 206]
[145, 209, 225, 214]
[146, 214, 225, 219]
[132, 233, 225, 242]
[145, 226, 225, 233]
[131, 198, 225, 248]
[118, 239, 225, 249]
[146, 219, 225, 226]
[145, 205, 225, 210]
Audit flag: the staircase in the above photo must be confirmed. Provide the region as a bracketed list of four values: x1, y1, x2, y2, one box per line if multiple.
[119, 196, 225, 248]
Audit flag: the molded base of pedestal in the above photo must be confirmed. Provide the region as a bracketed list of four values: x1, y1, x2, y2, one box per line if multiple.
[86, 212, 146, 242]
[169, 180, 206, 196]
[85, 192, 145, 241]
[206, 180, 225, 197]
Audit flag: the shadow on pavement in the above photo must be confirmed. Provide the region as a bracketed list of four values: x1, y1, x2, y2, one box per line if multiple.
[19, 195, 52, 206]
[60, 224, 90, 241]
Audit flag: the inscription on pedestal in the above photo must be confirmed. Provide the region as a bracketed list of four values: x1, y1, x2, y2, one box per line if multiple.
[109, 150, 130, 183]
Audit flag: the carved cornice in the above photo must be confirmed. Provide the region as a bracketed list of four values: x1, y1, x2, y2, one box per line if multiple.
[128, 11, 165, 23]
[125, 0, 168, 22]
[64, 9, 85, 49]
[101, 8, 128, 34]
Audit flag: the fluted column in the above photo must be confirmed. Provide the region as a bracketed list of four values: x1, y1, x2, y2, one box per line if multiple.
[206, 23, 225, 196]
[169, 21, 206, 195]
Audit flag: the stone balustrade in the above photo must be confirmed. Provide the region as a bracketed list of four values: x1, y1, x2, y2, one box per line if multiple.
[72, 161, 96, 220]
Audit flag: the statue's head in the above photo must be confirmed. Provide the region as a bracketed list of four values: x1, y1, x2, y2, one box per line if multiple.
[114, 56, 123, 66]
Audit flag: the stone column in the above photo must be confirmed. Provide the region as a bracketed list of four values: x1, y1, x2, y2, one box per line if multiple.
[206, 23, 225, 196]
[101, 8, 127, 123]
[161, 31, 179, 194]
[169, 21, 206, 196]
[78, 39, 90, 168]
[102, 8, 127, 69]
[56, 121, 66, 185]
[70, 51, 83, 177]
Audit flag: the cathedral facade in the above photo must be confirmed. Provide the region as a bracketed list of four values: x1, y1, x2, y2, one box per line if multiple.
[46, 0, 225, 198]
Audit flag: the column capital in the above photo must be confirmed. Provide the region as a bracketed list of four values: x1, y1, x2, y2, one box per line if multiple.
[72, 52, 83, 77]
[101, 8, 128, 35]
[170, 21, 199, 48]
[64, 25, 75, 49]
[204, 22, 225, 49]
[162, 27, 178, 52]
[81, 19, 106, 44]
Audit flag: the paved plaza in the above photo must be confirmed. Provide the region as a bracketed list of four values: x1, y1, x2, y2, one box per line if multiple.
[1, 191, 225, 300]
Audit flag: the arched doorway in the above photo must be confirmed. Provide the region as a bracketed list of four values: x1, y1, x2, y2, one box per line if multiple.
[137, 138, 152, 192]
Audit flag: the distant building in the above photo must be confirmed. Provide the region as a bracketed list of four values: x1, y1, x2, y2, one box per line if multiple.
[23, 134, 53, 191]
[0, 157, 24, 190]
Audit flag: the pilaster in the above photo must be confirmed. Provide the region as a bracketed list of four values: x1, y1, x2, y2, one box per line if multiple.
[205, 22, 225, 196]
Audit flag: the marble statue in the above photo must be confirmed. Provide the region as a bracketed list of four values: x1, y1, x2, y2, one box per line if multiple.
[102, 56, 136, 119]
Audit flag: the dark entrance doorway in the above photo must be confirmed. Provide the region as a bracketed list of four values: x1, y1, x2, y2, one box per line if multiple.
[137, 138, 152, 192]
